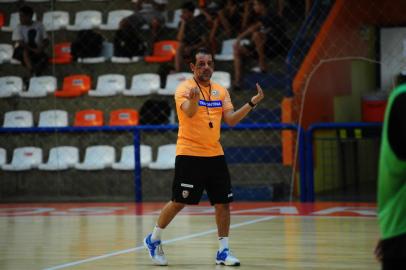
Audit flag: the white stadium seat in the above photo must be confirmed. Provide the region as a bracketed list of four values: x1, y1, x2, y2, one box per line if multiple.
[3, 110, 33, 127]
[123, 73, 160, 96]
[112, 145, 152, 170]
[89, 74, 126, 97]
[20, 76, 57, 98]
[0, 148, 6, 166]
[100, 10, 133, 30]
[2, 12, 37, 32]
[157, 72, 192, 96]
[42, 11, 70, 31]
[148, 144, 176, 170]
[0, 76, 23, 98]
[212, 71, 231, 89]
[0, 44, 20, 64]
[215, 39, 250, 61]
[66, 10, 102, 31]
[111, 56, 141, 63]
[0, 44, 13, 64]
[38, 110, 68, 127]
[75, 145, 115, 170]
[165, 9, 181, 29]
[1, 147, 42, 171]
[38, 146, 79, 170]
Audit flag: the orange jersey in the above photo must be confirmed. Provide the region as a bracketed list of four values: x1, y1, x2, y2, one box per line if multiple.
[175, 78, 234, 157]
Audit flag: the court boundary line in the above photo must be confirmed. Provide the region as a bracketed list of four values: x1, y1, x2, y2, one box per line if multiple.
[43, 216, 277, 270]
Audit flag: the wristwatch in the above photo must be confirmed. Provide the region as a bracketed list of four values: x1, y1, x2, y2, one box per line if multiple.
[248, 101, 257, 109]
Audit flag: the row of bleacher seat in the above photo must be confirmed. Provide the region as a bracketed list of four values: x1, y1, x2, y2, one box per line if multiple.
[0, 4, 180, 32]
[2, 107, 280, 128]
[0, 40, 180, 64]
[2, 109, 144, 127]
[0, 71, 231, 98]
[0, 144, 176, 171]
[0, 39, 242, 65]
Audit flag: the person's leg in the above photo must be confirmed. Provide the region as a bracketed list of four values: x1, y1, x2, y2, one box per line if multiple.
[156, 201, 185, 229]
[381, 233, 406, 270]
[145, 156, 203, 266]
[206, 156, 239, 266]
[175, 43, 184, 72]
[23, 48, 33, 76]
[214, 203, 230, 237]
[233, 41, 250, 88]
[144, 202, 185, 266]
[252, 31, 267, 72]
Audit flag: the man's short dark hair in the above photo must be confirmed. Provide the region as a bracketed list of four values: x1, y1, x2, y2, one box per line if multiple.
[19, 6, 34, 18]
[181, 1, 195, 12]
[194, 47, 214, 60]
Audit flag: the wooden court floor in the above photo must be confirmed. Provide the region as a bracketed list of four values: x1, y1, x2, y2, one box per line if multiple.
[0, 202, 379, 270]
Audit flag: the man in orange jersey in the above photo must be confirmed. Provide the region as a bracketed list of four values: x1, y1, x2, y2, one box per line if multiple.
[144, 47, 264, 266]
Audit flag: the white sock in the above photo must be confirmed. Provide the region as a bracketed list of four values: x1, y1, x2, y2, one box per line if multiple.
[218, 237, 229, 251]
[151, 225, 163, 241]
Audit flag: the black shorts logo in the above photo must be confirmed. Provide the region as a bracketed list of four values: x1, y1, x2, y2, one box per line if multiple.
[182, 190, 189, 198]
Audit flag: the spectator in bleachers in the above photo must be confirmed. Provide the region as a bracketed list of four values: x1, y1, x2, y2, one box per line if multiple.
[175, 1, 211, 72]
[121, 0, 167, 51]
[12, 6, 49, 77]
[232, 0, 289, 90]
[209, 0, 256, 52]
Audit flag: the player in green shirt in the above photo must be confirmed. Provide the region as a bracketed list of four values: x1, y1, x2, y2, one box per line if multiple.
[375, 83, 406, 269]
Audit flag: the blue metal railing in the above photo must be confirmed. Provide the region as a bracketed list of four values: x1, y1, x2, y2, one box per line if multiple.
[305, 122, 382, 202]
[0, 123, 305, 202]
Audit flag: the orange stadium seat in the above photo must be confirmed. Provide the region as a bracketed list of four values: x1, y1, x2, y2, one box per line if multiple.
[49, 42, 72, 64]
[109, 109, 139, 126]
[74, 109, 103, 127]
[144, 40, 179, 63]
[54, 74, 91, 98]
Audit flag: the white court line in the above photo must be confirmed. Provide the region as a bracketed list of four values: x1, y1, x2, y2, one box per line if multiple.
[43, 215, 277, 270]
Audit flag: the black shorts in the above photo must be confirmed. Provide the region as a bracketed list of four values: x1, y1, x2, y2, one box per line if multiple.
[171, 155, 233, 205]
[381, 233, 406, 270]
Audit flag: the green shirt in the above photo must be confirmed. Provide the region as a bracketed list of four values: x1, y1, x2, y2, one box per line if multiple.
[378, 84, 406, 239]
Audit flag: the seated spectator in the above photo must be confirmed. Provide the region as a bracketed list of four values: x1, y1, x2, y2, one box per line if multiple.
[122, 0, 167, 49]
[209, 0, 256, 52]
[12, 6, 49, 77]
[175, 1, 211, 72]
[210, 0, 243, 41]
[232, 0, 290, 89]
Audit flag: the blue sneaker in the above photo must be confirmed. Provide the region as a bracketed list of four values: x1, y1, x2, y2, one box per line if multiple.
[216, 248, 240, 266]
[143, 234, 168, 266]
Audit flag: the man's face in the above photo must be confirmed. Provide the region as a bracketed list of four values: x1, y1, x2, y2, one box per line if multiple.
[253, 0, 262, 14]
[192, 53, 214, 83]
[181, 9, 194, 21]
[19, 12, 32, 25]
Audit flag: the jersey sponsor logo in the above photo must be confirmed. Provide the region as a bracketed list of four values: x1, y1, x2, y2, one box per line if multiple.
[199, 100, 222, 108]
[182, 190, 190, 198]
[211, 90, 219, 97]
